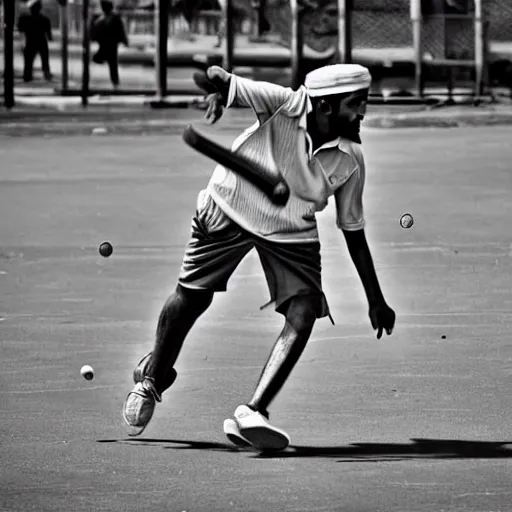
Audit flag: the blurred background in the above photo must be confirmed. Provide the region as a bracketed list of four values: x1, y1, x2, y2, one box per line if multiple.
[1, 0, 512, 106]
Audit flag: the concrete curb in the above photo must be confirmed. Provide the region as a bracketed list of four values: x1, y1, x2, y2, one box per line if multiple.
[3, 116, 512, 138]
[0, 119, 196, 137]
[365, 111, 512, 128]
[3, 96, 512, 134]
[11, 94, 204, 109]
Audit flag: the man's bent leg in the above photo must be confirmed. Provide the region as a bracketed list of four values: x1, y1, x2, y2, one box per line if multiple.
[248, 295, 318, 413]
[125, 192, 251, 436]
[123, 285, 213, 436]
[227, 295, 319, 451]
[224, 236, 328, 451]
[145, 284, 214, 393]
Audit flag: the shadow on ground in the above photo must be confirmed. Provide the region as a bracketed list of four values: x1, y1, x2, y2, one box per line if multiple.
[97, 438, 512, 462]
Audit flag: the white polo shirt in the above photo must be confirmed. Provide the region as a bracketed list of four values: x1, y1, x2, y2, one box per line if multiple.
[204, 74, 366, 243]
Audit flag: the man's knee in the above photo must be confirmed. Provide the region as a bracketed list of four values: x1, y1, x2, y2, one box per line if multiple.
[284, 295, 320, 334]
[173, 283, 214, 314]
[157, 285, 213, 327]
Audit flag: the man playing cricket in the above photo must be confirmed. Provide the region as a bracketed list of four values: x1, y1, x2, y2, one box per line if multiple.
[123, 64, 396, 452]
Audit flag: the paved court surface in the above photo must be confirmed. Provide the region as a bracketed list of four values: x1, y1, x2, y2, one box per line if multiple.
[1, 124, 512, 512]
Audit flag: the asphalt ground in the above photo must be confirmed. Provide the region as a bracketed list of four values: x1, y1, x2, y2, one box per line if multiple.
[1, 123, 512, 512]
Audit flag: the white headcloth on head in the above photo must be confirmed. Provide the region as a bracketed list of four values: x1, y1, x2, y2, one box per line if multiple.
[305, 64, 371, 97]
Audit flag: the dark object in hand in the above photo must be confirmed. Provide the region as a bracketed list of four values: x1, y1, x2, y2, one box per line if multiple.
[183, 125, 290, 206]
[193, 71, 218, 95]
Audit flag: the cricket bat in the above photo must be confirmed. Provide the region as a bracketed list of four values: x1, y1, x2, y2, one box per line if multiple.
[182, 124, 290, 206]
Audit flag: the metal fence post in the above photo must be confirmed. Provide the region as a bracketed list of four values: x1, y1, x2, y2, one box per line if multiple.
[81, 0, 90, 107]
[337, 0, 352, 63]
[2, 0, 15, 108]
[223, 0, 234, 72]
[60, 1, 69, 92]
[410, 0, 423, 97]
[155, 0, 168, 101]
[290, 0, 303, 89]
[474, 0, 484, 98]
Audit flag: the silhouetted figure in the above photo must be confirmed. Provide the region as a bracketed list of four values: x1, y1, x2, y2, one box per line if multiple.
[90, 0, 128, 89]
[17, 0, 52, 82]
[253, 0, 270, 37]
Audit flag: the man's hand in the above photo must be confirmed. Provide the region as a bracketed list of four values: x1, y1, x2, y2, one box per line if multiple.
[193, 66, 231, 124]
[369, 302, 395, 339]
[204, 92, 224, 124]
[206, 66, 231, 89]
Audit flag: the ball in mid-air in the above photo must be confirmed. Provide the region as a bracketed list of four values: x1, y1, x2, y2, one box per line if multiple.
[400, 213, 414, 229]
[99, 242, 113, 258]
[80, 365, 94, 381]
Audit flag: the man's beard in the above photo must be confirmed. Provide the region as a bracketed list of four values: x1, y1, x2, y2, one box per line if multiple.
[333, 117, 362, 144]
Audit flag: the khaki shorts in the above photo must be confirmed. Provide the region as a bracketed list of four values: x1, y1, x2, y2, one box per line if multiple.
[178, 193, 330, 318]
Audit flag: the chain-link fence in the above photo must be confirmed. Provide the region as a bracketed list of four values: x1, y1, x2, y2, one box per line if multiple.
[418, 0, 512, 88]
[267, 0, 413, 53]
[486, 0, 512, 43]
[267, 0, 511, 57]
[15, 0, 510, 53]
[352, 0, 412, 49]
[423, 15, 475, 61]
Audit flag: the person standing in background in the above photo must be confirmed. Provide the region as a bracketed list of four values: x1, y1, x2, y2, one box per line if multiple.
[17, 0, 53, 82]
[90, 0, 129, 89]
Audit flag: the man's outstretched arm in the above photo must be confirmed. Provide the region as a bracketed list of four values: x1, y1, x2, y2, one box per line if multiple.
[202, 66, 300, 124]
[342, 229, 396, 339]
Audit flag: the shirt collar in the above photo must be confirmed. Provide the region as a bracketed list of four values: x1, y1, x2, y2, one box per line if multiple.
[315, 137, 341, 154]
[308, 135, 343, 158]
[305, 133, 358, 160]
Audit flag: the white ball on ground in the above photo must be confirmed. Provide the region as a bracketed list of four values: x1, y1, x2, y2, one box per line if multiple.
[80, 365, 95, 381]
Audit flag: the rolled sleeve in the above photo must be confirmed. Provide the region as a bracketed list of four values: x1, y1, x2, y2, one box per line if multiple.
[334, 162, 365, 231]
[226, 74, 295, 115]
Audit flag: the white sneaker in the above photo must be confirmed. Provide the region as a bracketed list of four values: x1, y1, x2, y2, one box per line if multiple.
[232, 405, 290, 452]
[122, 378, 161, 437]
[223, 418, 252, 448]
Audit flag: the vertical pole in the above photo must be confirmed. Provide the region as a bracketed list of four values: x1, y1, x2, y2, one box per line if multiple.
[222, 0, 234, 72]
[337, 0, 352, 63]
[258, 0, 267, 37]
[155, 0, 168, 100]
[473, 0, 484, 97]
[289, 0, 302, 90]
[410, 0, 423, 97]
[446, 66, 455, 104]
[3, 0, 15, 108]
[81, 0, 90, 107]
[60, 1, 69, 92]
[251, 0, 259, 38]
